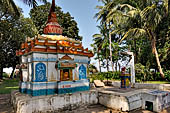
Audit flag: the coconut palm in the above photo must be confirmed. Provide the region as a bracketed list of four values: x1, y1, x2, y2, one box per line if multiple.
[0, 0, 47, 16]
[93, 24, 114, 71]
[106, 0, 168, 78]
[91, 43, 102, 72]
[95, 0, 114, 71]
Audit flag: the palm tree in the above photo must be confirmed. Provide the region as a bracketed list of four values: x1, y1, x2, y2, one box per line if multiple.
[95, 0, 114, 72]
[91, 43, 102, 72]
[0, 0, 47, 16]
[106, 0, 168, 78]
[93, 24, 115, 72]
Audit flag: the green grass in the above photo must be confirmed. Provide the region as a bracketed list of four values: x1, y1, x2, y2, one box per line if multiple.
[0, 78, 19, 94]
[143, 81, 170, 84]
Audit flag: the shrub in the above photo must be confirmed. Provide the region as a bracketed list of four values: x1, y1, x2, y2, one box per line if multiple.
[89, 71, 121, 82]
[165, 70, 170, 81]
[3, 72, 9, 78]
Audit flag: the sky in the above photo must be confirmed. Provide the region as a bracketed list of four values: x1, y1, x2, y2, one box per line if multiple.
[4, 0, 103, 73]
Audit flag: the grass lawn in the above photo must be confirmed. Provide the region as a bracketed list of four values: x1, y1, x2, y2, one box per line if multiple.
[0, 78, 19, 94]
[143, 81, 170, 84]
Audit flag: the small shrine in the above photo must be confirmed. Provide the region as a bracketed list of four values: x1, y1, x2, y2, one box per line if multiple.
[16, 0, 93, 96]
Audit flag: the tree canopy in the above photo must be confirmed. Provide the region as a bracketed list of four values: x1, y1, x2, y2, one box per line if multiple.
[0, 4, 37, 79]
[30, 3, 82, 40]
[0, 0, 47, 16]
[93, 0, 169, 80]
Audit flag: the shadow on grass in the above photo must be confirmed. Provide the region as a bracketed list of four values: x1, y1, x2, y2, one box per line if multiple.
[0, 78, 19, 94]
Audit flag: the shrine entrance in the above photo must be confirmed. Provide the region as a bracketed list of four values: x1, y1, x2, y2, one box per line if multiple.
[60, 69, 72, 81]
[55, 54, 76, 81]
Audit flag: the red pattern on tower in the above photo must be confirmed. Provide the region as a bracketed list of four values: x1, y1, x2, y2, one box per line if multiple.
[43, 0, 63, 35]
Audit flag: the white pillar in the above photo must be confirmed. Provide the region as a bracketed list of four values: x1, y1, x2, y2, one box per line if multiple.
[130, 54, 135, 87]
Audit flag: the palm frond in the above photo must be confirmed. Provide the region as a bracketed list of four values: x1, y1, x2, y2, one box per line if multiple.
[93, 34, 102, 38]
[22, 0, 47, 8]
[141, 4, 162, 30]
[120, 28, 146, 43]
[119, 4, 137, 11]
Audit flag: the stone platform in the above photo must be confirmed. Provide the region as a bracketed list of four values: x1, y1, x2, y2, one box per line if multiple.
[98, 87, 170, 112]
[11, 85, 170, 113]
[11, 90, 98, 113]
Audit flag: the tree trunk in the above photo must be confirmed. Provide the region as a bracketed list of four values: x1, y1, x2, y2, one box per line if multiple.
[98, 59, 101, 72]
[10, 65, 16, 78]
[150, 31, 165, 78]
[146, 28, 165, 78]
[97, 51, 102, 72]
[0, 66, 3, 80]
[106, 59, 109, 72]
[118, 62, 121, 72]
[134, 38, 138, 63]
[109, 23, 114, 72]
[115, 61, 118, 72]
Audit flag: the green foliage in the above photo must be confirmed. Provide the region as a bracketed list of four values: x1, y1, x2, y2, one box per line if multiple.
[0, 78, 19, 94]
[135, 63, 146, 82]
[90, 71, 121, 82]
[95, 0, 170, 78]
[88, 64, 98, 74]
[29, 3, 82, 40]
[165, 70, 170, 81]
[0, 0, 47, 17]
[3, 72, 9, 78]
[135, 63, 168, 82]
[0, 4, 37, 79]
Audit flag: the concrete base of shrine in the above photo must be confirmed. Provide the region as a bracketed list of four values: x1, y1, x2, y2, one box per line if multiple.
[98, 88, 144, 111]
[11, 90, 98, 113]
[11, 86, 170, 113]
[98, 88, 170, 112]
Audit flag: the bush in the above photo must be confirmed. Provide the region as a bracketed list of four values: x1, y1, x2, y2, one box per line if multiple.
[165, 70, 170, 81]
[89, 71, 121, 82]
[3, 72, 9, 78]
[135, 63, 145, 82]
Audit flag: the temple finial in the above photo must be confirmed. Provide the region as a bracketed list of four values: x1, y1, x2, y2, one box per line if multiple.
[43, 0, 63, 35]
[50, 0, 55, 12]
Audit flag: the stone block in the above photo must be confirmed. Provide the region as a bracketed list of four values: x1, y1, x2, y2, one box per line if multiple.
[94, 80, 105, 87]
[11, 90, 98, 113]
[142, 90, 170, 112]
[111, 81, 120, 87]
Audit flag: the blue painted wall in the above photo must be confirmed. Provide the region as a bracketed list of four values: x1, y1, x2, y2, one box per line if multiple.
[35, 63, 47, 82]
[79, 64, 87, 80]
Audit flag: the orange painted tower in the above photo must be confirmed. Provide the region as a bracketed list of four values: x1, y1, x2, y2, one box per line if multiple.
[43, 0, 63, 35]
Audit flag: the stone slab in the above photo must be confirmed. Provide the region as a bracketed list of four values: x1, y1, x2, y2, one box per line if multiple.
[94, 80, 105, 87]
[111, 81, 169, 90]
[98, 89, 147, 111]
[141, 90, 170, 112]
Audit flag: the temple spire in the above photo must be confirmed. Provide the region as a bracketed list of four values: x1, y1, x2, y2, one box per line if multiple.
[50, 0, 55, 14]
[43, 0, 63, 35]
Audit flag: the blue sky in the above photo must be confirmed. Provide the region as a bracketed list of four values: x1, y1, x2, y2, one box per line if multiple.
[14, 0, 101, 49]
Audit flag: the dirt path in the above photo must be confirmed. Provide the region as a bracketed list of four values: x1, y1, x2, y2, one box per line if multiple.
[1, 94, 170, 113]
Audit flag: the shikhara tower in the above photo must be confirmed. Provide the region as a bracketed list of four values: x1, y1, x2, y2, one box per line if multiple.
[16, 0, 93, 96]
